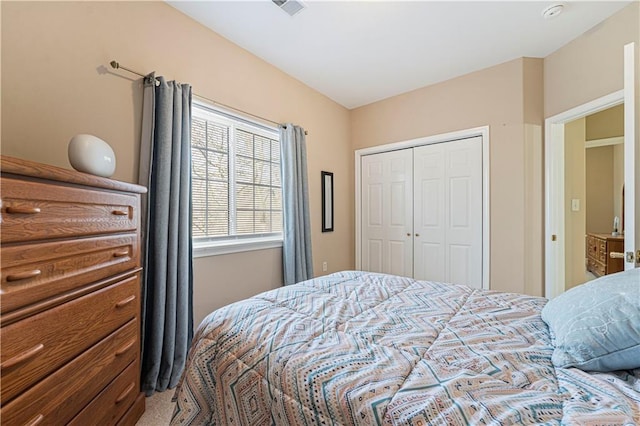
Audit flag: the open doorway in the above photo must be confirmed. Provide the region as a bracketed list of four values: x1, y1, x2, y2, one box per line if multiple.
[546, 42, 637, 299]
[564, 104, 625, 290]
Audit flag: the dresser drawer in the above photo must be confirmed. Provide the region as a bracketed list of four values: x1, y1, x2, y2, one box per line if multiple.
[588, 258, 606, 277]
[1, 234, 139, 314]
[0, 177, 138, 243]
[1, 319, 138, 426]
[598, 241, 607, 262]
[586, 235, 594, 249]
[0, 275, 139, 404]
[588, 237, 599, 259]
[69, 360, 139, 426]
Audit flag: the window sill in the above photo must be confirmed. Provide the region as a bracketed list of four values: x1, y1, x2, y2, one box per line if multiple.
[193, 236, 283, 258]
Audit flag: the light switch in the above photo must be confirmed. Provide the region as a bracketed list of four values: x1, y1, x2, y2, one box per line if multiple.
[571, 199, 580, 211]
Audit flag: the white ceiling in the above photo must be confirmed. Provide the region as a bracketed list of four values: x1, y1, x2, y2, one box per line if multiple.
[168, 1, 632, 109]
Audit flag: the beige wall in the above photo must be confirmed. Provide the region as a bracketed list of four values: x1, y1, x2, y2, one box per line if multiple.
[586, 146, 614, 234]
[522, 57, 545, 297]
[613, 143, 624, 226]
[524, 123, 544, 296]
[586, 104, 624, 140]
[193, 249, 282, 326]
[1, 1, 353, 326]
[351, 58, 544, 295]
[584, 104, 624, 236]
[544, 2, 639, 118]
[546, 2, 638, 288]
[564, 118, 586, 290]
[561, 104, 624, 289]
[523, 57, 545, 125]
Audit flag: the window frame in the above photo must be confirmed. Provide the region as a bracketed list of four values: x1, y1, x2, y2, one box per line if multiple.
[191, 100, 283, 258]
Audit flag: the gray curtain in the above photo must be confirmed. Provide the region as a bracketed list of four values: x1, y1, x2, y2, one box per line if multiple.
[280, 124, 313, 285]
[139, 74, 194, 395]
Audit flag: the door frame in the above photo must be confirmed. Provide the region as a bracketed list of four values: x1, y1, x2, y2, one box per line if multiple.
[623, 42, 638, 273]
[544, 91, 624, 299]
[545, 41, 637, 299]
[355, 126, 490, 289]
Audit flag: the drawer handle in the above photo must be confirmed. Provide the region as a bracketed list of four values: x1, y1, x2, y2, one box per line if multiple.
[23, 414, 44, 426]
[113, 249, 130, 258]
[6, 206, 41, 215]
[115, 295, 136, 308]
[1, 343, 44, 371]
[610, 252, 625, 259]
[115, 339, 136, 356]
[115, 382, 135, 404]
[112, 209, 129, 216]
[6, 269, 42, 282]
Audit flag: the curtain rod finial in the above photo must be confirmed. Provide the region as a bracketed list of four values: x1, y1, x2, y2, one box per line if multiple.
[110, 60, 119, 70]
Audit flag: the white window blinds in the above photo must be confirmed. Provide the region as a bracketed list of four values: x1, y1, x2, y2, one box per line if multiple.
[191, 104, 282, 243]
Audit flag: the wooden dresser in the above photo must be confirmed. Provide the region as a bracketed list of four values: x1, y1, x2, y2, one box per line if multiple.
[586, 232, 625, 278]
[0, 155, 146, 425]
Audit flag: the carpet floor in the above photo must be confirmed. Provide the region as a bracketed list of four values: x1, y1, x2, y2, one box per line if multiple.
[136, 390, 175, 426]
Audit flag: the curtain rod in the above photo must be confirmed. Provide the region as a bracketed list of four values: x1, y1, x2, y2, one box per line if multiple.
[109, 60, 307, 135]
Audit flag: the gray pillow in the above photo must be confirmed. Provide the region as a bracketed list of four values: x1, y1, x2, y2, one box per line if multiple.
[541, 268, 640, 372]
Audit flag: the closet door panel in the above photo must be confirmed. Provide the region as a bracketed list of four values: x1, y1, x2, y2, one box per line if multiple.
[416, 242, 445, 282]
[444, 137, 483, 288]
[388, 241, 408, 276]
[366, 239, 383, 274]
[414, 144, 446, 281]
[362, 156, 385, 273]
[414, 137, 482, 288]
[361, 150, 413, 276]
[449, 244, 471, 286]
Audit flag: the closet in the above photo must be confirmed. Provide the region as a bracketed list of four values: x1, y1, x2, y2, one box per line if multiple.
[360, 136, 484, 289]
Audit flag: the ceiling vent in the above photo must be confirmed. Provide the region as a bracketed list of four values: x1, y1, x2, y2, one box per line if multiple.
[272, 0, 306, 17]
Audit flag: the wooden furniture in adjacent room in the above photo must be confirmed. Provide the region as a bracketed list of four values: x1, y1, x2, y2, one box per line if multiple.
[586, 232, 625, 277]
[0, 155, 146, 425]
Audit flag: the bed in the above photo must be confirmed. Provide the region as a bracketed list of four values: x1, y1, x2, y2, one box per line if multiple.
[171, 270, 640, 425]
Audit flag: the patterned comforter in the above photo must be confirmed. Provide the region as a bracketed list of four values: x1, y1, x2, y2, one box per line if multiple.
[171, 271, 640, 425]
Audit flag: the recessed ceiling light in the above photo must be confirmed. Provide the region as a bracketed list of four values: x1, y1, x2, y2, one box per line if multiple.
[542, 4, 564, 19]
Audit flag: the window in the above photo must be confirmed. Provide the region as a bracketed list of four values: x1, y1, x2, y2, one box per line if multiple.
[191, 101, 282, 256]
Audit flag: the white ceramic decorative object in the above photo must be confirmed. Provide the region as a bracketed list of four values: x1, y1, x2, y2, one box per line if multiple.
[68, 134, 116, 178]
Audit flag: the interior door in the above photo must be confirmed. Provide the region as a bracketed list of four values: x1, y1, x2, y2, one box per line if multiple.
[361, 149, 413, 276]
[623, 42, 638, 269]
[414, 137, 483, 288]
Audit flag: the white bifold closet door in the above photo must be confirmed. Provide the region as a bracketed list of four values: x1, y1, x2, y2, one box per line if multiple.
[361, 149, 413, 277]
[413, 137, 482, 288]
[361, 136, 483, 288]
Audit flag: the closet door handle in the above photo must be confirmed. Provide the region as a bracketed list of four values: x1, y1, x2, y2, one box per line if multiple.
[115, 295, 136, 308]
[1, 344, 44, 371]
[6, 206, 40, 215]
[115, 383, 135, 404]
[6, 269, 42, 282]
[415, 233, 420, 237]
[406, 233, 411, 237]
